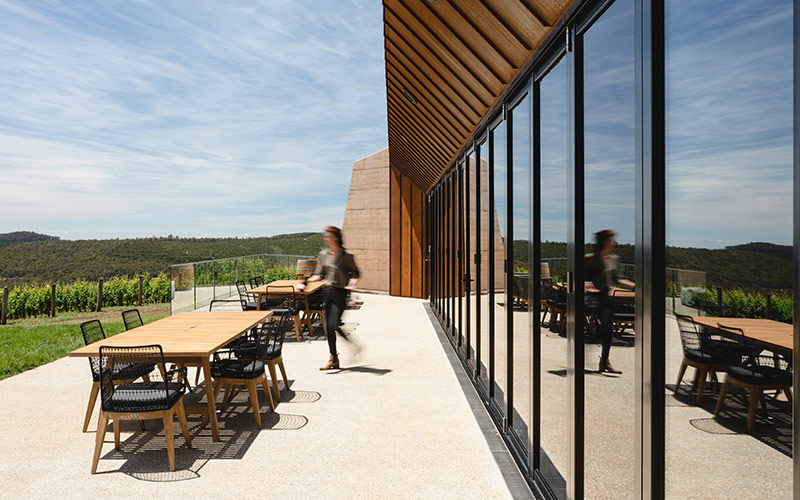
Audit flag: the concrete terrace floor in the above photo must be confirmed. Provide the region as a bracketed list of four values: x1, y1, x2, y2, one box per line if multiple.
[0, 294, 524, 500]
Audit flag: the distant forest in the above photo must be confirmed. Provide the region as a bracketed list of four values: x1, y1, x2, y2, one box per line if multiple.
[0, 231, 59, 247]
[0, 232, 324, 287]
[516, 241, 792, 294]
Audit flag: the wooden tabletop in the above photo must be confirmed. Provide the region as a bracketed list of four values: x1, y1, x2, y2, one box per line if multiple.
[69, 311, 271, 359]
[248, 279, 326, 296]
[692, 316, 793, 356]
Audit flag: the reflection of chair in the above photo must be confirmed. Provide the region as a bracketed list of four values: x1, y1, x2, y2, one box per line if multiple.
[305, 288, 327, 335]
[249, 276, 264, 289]
[210, 322, 275, 428]
[92, 345, 190, 473]
[512, 274, 530, 307]
[79, 320, 155, 432]
[611, 289, 635, 333]
[121, 309, 143, 330]
[714, 354, 792, 434]
[674, 314, 743, 404]
[236, 280, 258, 310]
[542, 281, 566, 334]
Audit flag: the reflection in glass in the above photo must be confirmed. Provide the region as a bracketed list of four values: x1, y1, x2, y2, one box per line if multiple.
[582, 1, 635, 498]
[539, 57, 568, 499]
[468, 151, 478, 365]
[511, 93, 532, 453]
[665, 1, 793, 498]
[492, 121, 508, 414]
[479, 139, 491, 392]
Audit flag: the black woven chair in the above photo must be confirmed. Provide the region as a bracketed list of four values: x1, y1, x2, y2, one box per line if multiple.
[611, 289, 635, 333]
[543, 282, 566, 334]
[121, 309, 143, 331]
[210, 322, 275, 428]
[209, 299, 245, 312]
[236, 280, 258, 310]
[79, 320, 155, 432]
[91, 345, 191, 474]
[673, 314, 748, 404]
[265, 285, 304, 341]
[256, 310, 293, 402]
[305, 288, 326, 335]
[714, 353, 793, 434]
[249, 276, 264, 289]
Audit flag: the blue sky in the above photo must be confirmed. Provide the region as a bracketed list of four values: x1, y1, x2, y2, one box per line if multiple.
[0, 0, 387, 239]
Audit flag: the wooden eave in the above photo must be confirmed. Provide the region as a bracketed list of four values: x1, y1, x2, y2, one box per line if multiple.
[384, 0, 574, 192]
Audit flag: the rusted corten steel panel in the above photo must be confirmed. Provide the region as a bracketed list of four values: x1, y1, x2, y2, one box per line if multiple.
[384, 0, 572, 192]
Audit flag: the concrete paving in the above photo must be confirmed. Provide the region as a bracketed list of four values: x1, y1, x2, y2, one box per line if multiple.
[0, 294, 518, 500]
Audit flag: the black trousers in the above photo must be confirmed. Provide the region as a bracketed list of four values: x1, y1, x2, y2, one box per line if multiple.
[323, 287, 348, 356]
[597, 293, 613, 360]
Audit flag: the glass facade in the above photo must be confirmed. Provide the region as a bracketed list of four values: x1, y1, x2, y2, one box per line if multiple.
[426, 0, 797, 497]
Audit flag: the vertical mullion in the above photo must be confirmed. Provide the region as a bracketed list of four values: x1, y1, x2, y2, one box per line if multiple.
[506, 108, 515, 428]
[464, 155, 471, 360]
[489, 127, 496, 400]
[475, 140, 483, 381]
[531, 77, 541, 473]
[567, 26, 586, 500]
[793, 0, 799, 498]
[458, 163, 464, 350]
[637, 0, 666, 498]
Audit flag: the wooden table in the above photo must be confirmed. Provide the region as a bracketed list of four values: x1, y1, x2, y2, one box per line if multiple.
[247, 280, 326, 338]
[692, 316, 793, 357]
[69, 311, 271, 442]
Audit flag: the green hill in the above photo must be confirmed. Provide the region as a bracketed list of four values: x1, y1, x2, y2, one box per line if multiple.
[0, 232, 324, 287]
[0, 231, 59, 247]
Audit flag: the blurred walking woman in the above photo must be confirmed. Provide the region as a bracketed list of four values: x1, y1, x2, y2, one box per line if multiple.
[308, 226, 360, 370]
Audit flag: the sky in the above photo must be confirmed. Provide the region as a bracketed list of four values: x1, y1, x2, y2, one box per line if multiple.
[0, 0, 388, 240]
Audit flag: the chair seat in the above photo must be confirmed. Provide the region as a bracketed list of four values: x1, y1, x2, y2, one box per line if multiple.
[92, 362, 155, 382]
[106, 382, 184, 412]
[242, 301, 258, 311]
[211, 359, 265, 379]
[234, 343, 281, 360]
[684, 348, 727, 366]
[728, 364, 792, 386]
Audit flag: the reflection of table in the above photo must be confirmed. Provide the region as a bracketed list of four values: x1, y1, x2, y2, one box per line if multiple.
[692, 317, 793, 357]
[69, 311, 271, 442]
[248, 280, 326, 338]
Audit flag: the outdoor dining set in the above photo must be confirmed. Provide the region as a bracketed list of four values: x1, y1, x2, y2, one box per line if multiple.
[69, 268, 326, 473]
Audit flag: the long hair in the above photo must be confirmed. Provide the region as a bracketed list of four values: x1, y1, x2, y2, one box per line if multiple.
[594, 229, 615, 253]
[325, 225, 343, 248]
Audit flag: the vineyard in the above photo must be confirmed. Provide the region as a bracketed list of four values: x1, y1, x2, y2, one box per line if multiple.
[4, 274, 170, 320]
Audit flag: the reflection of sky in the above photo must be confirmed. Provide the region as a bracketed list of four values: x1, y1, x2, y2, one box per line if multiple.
[513, 94, 532, 239]
[540, 58, 568, 244]
[584, 0, 635, 245]
[493, 121, 507, 236]
[666, 0, 793, 248]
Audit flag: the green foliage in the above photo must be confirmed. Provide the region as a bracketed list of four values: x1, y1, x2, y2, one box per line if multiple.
[0, 231, 59, 247]
[3, 274, 171, 320]
[0, 232, 324, 287]
[687, 288, 792, 323]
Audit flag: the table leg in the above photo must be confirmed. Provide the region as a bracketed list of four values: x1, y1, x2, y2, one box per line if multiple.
[256, 292, 263, 311]
[201, 357, 220, 442]
[303, 296, 312, 334]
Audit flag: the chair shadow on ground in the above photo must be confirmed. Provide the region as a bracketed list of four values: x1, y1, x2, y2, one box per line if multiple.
[665, 382, 792, 457]
[93, 381, 320, 481]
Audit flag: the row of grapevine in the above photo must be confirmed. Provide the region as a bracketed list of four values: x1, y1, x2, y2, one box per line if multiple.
[4, 274, 171, 320]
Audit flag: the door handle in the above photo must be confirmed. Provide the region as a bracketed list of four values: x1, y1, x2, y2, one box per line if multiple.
[567, 271, 574, 294]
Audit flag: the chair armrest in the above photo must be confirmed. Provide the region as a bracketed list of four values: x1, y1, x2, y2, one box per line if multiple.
[165, 367, 187, 383]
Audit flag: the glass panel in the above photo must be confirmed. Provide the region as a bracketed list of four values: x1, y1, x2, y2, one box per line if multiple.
[539, 57, 568, 499]
[457, 164, 464, 347]
[511, 92, 533, 453]
[492, 120, 508, 414]
[582, 1, 636, 498]
[664, 1, 793, 498]
[468, 150, 478, 365]
[479, 138, 491, 392]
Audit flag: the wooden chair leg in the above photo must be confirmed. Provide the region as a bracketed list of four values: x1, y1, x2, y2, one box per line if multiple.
[267, 362, 280, 403]
[162, 410, 176, 472]
[319, 310, 327, 333]
[784, 387, 793, 406]
[83, 382, 100, 432]
[138, 418, 146, 431]
[261, 376, 275, 411]
[222, 383, 235, 409]
[714, 375, 730, 416]
[246, 380, 262, 428]
[91, 413, 109, 474]
[278, 360, 290, 391]
[113, 419, 121, 449]
[696, 367, 708, 405]
[674, 359, 688, 393]
[194, 367, 201, 386]
[746, 388, 762, 434]
[176, 399, 191, 448]
[293, 315, 302, 342]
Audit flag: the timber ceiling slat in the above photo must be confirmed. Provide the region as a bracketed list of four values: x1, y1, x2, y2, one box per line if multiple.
[386, 40, 480, 124]
[386, 27, 483, 117]
[384, 0, 573, 192]
[387, 107, 449, 166]
[391, 0, 503, 94]
[483, 0, 549, 47]
[420, 1, 515, 83]
[385, 6, 493, 106]
[385, 61, 470, 137]
[386, 87, 460, 151]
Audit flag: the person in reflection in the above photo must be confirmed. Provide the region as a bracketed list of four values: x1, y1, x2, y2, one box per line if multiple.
[308, 225, 360, 370]
[584, 229, 634, 374]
